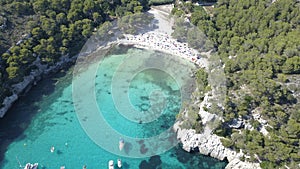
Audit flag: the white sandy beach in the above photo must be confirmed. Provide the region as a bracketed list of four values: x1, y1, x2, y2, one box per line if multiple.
[117, 32, 202, 65]
[114, 5, 207, 68]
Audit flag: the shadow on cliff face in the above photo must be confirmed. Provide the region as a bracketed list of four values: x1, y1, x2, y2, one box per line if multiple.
[0, 67, 72, 165]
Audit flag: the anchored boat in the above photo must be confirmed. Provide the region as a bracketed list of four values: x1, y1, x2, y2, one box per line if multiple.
[119, 138, 124, 151]
[117, 159, 122, 168]
[23, 163, 38, 169]
[108, 160, 114, 169]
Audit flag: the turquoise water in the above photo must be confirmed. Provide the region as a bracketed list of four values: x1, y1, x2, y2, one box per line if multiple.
[0, 46, 227, 169]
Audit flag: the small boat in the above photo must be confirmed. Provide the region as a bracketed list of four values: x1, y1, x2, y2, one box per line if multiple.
[117, 159, 122, 168]
[24, 163, 31, 169]
[119, 138, 124, 151]
[108, 160, 114, 169]
[50, 146, 55, 153]
[24, 163, 38, 169]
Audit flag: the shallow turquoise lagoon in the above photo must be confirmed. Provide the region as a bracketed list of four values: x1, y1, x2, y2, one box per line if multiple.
[0, 46, 227, 169]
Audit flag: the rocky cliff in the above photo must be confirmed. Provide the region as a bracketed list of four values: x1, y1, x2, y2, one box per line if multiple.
[174, 122, 261, 169]
[0, 55, 77, 117]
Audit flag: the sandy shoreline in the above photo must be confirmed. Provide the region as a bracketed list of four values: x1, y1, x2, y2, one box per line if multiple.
[116, 32, 203, 66]
[104, 4, 208, 68]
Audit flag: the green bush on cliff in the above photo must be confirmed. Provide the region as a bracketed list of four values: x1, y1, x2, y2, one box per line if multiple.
[220, 138, 233, 148]
[0, 0, 148, 90]
[177, 0, 300, 168]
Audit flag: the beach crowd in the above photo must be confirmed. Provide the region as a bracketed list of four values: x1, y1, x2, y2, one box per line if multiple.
[117, 32, 202, 65]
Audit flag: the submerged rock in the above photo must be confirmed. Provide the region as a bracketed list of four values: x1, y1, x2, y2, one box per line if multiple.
[139, 155, 162, 169]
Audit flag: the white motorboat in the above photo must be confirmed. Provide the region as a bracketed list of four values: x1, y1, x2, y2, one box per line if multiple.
[108, 160, 114, 169]
[117, 159, 122, 168]
[24, 163, 38, 169]
[119, 138, 124, 151]
[24, 163, 31, 169]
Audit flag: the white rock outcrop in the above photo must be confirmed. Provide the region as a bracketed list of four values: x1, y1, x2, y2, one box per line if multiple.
[174, 122, 261, 169]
